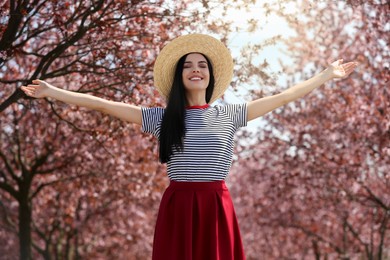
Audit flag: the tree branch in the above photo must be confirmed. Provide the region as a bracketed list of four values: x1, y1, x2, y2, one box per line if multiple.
[344, 217, 370, 258]
[363, 185, 389, 211]
[0, 0, 27, 52]
[286, 223, 344, 254]
[377, 210, 388, 260]
[30, 171, 99, 200]
[32, 0, 106, 78]
[0, 181, 19, 200]
[0, 199, 18, 234]
[0, 150, 19, 183]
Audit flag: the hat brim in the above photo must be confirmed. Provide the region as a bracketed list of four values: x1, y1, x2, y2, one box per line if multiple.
[153, 34, 233, 104]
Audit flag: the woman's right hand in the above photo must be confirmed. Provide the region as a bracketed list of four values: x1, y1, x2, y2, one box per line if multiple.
[21, 79, 52, 98]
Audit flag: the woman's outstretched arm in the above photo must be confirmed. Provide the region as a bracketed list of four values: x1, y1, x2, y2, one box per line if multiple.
[21, 79, 142, 125]
[247, 59, 358, 121]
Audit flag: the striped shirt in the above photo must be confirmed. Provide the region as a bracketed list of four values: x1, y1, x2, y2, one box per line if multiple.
[141, 104, 247, 181]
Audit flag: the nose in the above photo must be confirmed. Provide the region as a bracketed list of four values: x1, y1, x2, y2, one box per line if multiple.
[192, 67, 200, 73]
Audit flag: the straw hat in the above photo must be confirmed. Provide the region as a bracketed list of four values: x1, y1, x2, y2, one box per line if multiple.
[153, 34, 233, 104]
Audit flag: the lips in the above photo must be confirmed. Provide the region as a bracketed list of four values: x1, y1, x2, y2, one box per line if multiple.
[189, 76, 203, 81]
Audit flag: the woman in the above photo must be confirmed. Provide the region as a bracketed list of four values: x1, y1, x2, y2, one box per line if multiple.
[21, 34, 357, 259]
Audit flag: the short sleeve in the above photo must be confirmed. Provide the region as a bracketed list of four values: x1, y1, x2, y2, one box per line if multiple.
[221, 103, 248, 130]
[141, 107, 165, 137]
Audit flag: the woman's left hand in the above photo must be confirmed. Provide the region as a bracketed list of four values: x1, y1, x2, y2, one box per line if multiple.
[328, 59, 358, 79]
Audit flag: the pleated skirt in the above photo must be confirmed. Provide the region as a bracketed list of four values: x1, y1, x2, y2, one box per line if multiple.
[152, 180, 246, 260]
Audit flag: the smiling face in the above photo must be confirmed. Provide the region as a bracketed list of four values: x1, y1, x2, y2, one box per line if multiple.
[182, 53, 210, 94]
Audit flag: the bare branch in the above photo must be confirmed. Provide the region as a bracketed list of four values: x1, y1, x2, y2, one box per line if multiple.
[0, 181, 19, 200]
[344, 217, 370, 257]
[0, 0, 27, 52]
[0, 150, 19, 183]
[0, 199, 18, 234]
[286, 223, 344, 254]
[30, 171, 99, 200]
[363, 185, 389, 211]
[377, 210, 389, 259]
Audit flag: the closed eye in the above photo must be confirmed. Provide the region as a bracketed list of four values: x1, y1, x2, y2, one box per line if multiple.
[184, 61, 208, 68]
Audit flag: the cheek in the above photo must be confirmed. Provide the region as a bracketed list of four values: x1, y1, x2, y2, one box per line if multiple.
[201, 69, 209, 81]
[204, 69, 210, 78]
[182, 69, 190, 79]
[204, 71, 210, 81]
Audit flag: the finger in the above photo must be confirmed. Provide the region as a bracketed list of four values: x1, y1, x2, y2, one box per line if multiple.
[22, 86, 32, 91]
[344, 66, 355, 75]
[32, 79, 42, 84]
[342, 62, 356, 69]
[342, 64, 353, 70]
[344, 61, 357, 66]
[344, 63, 357, 72]
[22, 86, 38, 97]
[21, 88, 35, 97]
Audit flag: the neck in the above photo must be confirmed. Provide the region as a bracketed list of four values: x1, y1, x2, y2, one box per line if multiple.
[185, 91, 207, 107]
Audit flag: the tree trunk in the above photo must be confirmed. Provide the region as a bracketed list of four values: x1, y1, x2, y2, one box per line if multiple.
[19, 189, 32, 260]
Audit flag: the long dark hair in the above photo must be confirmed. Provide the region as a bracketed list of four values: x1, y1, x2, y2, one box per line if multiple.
[159, 53, 215, 163]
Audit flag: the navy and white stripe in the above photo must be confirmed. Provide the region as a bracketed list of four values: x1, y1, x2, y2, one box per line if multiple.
[141, 104, 247, 181]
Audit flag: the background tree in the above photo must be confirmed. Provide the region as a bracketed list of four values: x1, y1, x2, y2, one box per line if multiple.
[0, 0, 202, 258]
[0, 0, 271, 258]
[230, 1, 389, 259]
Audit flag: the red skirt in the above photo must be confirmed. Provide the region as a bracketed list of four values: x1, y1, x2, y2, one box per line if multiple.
[152, 180, 246, 260]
